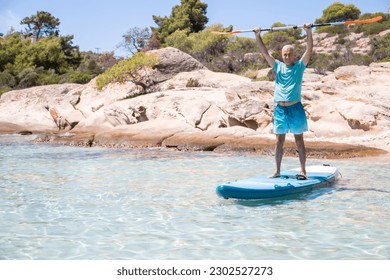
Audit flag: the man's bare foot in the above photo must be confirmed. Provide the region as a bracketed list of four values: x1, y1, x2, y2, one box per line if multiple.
[268, 172, 280, 178]
[296, 174, 307, 180]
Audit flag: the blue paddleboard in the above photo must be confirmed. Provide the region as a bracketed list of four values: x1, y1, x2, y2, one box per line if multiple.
[216, 165, 339, 200]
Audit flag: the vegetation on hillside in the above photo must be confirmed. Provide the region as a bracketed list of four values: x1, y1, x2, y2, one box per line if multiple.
[1, 2, 389, 94]
[119, 1, 389, 79]
[0, 11, 118, 95]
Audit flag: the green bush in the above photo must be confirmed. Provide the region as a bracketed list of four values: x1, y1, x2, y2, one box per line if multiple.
[315, 2, 360, 34]
[96, 52, 159, 91]
[310, 50, 373, 74]
[186, 78, 200, 87]
[66, 71, 95, 84]
[164, 30, 193, 54]
[0, 70, 16, 88]
[0, 86, 12, 96]
[0, 70, 16, 95]
[370, 34, 390, 62]
[37, 70, 61, 85]
[350, 54, 371, 66]
[17, 68, 39, 88]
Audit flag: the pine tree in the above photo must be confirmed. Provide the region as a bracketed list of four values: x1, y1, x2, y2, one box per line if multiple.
[152, 0, 208, 45]
[21, 11, 60, 39]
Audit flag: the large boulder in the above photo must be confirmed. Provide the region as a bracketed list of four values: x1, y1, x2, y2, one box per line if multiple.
[148, 47, 207, 83]
[0, 84, 81, 131]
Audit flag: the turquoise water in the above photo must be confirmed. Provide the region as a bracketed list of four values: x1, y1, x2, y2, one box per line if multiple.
[1, 134, 389, 260]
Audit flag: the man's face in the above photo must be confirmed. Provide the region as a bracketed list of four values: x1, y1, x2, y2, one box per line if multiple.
[282, 47, 296, 66]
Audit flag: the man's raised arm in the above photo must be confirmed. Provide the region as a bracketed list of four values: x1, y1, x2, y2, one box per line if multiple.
[254, 28, 275, 68]
[301, 23, 313, 67]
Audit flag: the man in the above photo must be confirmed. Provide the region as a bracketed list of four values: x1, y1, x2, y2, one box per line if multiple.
[254, 24, 313, 179]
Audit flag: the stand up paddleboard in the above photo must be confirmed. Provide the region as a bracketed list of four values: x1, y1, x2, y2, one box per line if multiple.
[216, 165, 339, 200]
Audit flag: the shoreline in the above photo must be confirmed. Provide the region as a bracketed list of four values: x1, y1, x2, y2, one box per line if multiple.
[1, 126, 387, 159]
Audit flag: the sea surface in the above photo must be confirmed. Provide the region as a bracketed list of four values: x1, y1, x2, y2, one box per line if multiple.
[1, 134, 389, 260]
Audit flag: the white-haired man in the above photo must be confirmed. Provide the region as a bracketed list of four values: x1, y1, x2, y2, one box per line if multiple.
[254, 24, 313, 179]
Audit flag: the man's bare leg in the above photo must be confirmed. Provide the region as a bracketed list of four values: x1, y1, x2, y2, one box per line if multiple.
[294, 134, 307, 177]
[269, 134, 286, 178]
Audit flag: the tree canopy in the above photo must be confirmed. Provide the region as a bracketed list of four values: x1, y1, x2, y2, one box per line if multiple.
[315, 2, 361, 33]
[317, 1, 361, 22]
[119, 27, 151, 55]
[20, 11, 60, 38]
[152, 0, 208, 45]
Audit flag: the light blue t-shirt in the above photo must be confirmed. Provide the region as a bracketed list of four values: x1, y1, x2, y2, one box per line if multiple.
[273, 59, 306, 102]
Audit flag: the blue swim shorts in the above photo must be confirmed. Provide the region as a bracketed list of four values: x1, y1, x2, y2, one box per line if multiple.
[273, 102, 308, 135]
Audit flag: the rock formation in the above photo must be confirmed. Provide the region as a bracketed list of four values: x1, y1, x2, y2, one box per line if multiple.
[0, 47, 389, 158]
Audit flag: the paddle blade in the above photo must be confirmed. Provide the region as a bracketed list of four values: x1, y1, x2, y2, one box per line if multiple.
[344, 16, 382, 25]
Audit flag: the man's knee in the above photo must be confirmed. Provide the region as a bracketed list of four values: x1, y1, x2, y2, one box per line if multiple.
[294, 134, 305, 146]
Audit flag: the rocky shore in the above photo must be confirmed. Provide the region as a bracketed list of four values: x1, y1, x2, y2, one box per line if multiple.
[1, 47, 389, 158]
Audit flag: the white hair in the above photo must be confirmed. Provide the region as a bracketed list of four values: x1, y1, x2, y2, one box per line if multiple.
[282, 45, 295, 52]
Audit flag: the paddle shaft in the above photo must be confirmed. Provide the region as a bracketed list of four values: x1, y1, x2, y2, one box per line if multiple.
[212, 16, 382, 35]
[236, 22, 344, 33]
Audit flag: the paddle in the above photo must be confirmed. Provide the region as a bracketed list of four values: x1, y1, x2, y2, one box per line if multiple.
[211, 16, 383, 35]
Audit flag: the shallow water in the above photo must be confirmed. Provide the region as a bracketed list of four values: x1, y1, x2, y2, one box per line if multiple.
[0, 134, 389, 260]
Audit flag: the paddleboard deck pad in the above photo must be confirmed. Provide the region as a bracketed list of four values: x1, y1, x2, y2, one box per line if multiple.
[216, 165, 339, 200]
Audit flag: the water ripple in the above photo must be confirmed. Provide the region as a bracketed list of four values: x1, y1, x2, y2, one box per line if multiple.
[0, 136, 389, 259]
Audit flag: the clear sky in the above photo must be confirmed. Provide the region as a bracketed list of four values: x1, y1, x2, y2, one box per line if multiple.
[0, 0, 388, 56]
